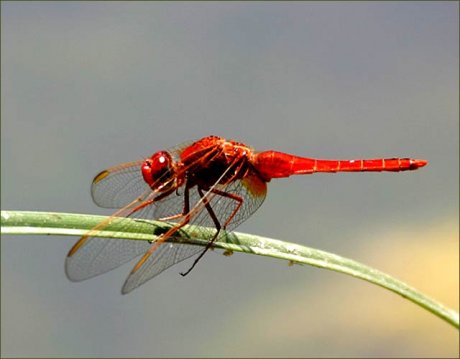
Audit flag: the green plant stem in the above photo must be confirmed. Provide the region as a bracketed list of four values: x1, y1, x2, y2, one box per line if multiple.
[1, 210, 458, 329]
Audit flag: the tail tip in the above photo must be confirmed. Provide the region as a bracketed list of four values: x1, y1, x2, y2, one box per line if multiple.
[411, 159, 428, 170]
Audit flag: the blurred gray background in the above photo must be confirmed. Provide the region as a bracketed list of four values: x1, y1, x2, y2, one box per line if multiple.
[1, 2, 458, 357]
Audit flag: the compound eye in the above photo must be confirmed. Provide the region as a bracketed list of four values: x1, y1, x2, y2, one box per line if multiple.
[141, 151, 175, 191]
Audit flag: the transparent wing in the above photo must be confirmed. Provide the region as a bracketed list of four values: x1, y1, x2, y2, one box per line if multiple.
[65, 180, 210, 282]
[91, 160, 147, 208]
[65, 237, 152, 282]
[65, 189, 212, 283]
[65, 195, 159, 281]
[151, 171, 268, 230]
[121, 243, 205, 294]
[120, 172, 268, 293]
[90, 139, 197, 209]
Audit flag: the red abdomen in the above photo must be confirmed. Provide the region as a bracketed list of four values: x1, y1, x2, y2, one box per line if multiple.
[252, 151, 428, 181]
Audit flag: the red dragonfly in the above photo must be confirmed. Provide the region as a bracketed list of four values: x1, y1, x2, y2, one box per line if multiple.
[66, 135, 427, 294]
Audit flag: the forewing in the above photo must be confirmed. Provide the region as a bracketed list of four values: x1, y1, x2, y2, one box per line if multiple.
[66, 139, 201, 283]
[66, 195, 159, 281]
[66, 182, 211, 282]
[91, 160, 148, 208]
[66, 236, 152, 282]
[91, 138, 197, 209]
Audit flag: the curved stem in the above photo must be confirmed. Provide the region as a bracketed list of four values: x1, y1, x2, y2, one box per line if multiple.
[1, 210, 458, 329]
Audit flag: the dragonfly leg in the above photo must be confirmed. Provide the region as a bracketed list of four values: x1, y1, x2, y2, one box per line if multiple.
[125, 187, 179, 218]
[206, 188, 243, 229]
[129, 184, 193, 274]
[180, 186, 222, 277]
[180, 156, 246, 276]
[157, 212, 186, 221]
[179, 184, 244, 277]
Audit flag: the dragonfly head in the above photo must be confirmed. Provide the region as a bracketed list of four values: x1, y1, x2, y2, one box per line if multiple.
[142, 151, 177, 192]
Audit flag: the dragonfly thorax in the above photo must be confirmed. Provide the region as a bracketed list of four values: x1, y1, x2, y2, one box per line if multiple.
[183, 143, 252, 187]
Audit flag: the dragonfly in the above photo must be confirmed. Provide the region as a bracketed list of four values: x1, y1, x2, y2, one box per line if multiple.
[66, 135, 428, 294]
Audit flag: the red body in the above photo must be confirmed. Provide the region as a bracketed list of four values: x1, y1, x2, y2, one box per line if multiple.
[66, 135, 427, 294]
[253, 150, 427, 180]
[142, 135, 427, 187]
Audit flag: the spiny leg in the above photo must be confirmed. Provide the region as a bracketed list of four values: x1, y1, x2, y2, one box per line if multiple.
[180, 186, 221, 276]
[129, 182, 193, 274]
[206, 188, 243, 229]
[134, 148, 231, 275]
[179, 187, 244, 276]
[156, 187, 192, 222]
